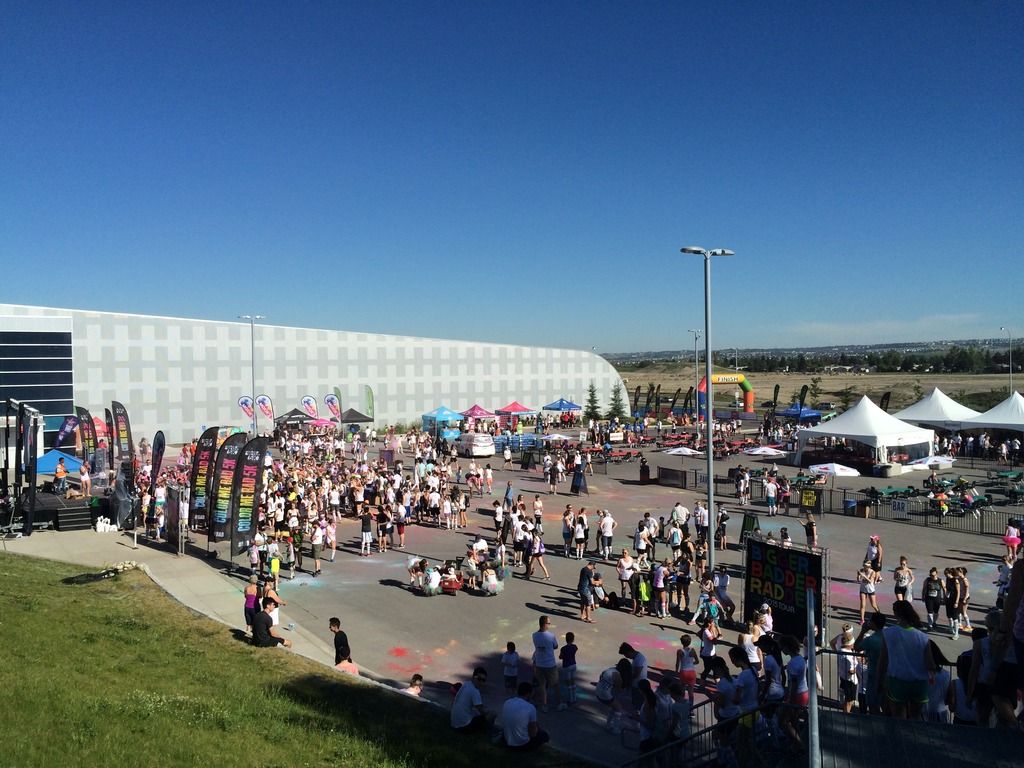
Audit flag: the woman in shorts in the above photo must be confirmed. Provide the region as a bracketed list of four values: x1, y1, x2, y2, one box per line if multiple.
[877, 600, 934, 719]
[857, 561, 881, 624]
[893, 556, 914, 602]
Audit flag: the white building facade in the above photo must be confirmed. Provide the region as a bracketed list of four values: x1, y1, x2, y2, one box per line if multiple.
[0, 304, 625, 446]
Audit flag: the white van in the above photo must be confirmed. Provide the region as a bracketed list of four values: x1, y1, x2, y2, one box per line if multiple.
[457, 432, 495, 457]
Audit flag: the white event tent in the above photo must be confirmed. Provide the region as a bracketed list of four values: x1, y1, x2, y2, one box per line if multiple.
[796, 395, 934, 464]
[961, 391, 1024, 431]
[891, 387, 980, 427]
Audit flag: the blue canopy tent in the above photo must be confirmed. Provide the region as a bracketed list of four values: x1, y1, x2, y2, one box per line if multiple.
[776, 403, 822, 422]
[422, 406, 465, 440]
[37, 449, 83, 475]
[542, 398, 582, 411]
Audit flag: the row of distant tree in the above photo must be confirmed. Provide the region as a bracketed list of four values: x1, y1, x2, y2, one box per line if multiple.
[724, 345, 1020, 375]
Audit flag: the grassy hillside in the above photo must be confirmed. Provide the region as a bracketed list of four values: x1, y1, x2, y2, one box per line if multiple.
[0, 552, 566, 768]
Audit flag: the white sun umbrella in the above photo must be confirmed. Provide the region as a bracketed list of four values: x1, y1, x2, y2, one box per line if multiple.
[809, 462, 860, 477]
[664, 446, 705, 457]
[743, 446, 787, 458]
[905, 455, 956, 470]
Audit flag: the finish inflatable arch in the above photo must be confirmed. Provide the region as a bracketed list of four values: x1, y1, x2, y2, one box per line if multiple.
[697, 374, 755, 419]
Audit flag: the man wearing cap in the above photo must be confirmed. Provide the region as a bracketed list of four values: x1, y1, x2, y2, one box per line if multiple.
[252, 597, 292, 648]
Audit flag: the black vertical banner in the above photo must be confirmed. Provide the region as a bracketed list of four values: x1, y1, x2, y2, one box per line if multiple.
[231, 437, 268, 556]
[631, 385, 641, 415]
[54, 415, 79, 449]
[188, 426, 219, 530]
[104, 408, 115, 469]
[642, 384, 655, 415]
[772, 384, 781, 407]
[112, 401, 134, 458]
[76, 407, 97, 461]
[654, 385, 662, 416]
[798, 385, 809, 411]
[207, 432, 247, 543]
[879, 392, 891, 412]
[667, 388, 682, 416]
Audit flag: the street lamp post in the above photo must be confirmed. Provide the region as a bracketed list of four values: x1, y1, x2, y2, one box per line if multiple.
[681, 246, 735, 576]
[688, 329, 701, 419]
[239, 314, 265, 434]
[1001, 327, 1014, 393]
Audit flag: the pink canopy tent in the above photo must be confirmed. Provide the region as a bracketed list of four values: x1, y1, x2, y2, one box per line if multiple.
[461, 404, 496, 419]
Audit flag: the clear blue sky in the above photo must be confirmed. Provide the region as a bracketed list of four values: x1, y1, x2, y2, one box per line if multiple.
[3, 2, 1021, 352]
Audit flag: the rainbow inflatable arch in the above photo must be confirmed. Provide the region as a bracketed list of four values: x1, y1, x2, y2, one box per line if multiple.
[697, 374, 754, 419]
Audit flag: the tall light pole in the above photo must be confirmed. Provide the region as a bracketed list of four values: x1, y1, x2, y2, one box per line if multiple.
[688, 329, 702, 418]
[682, 246, 735, 575]
[1001, 327, 1013, 393]
[239, 314, 264, 434]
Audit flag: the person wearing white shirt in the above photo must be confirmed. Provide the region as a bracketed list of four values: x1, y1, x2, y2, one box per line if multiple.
[598, 511, 617, 560]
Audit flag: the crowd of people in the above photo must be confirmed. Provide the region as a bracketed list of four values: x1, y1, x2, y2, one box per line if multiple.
[200, 422, 1024, 757]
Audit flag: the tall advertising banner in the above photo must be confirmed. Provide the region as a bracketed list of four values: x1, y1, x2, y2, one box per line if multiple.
[798, 385, 809, 412]
[324, 393, 341, 420]
[150, 431, 166, 487]
[654, 385, 662, 417]
[879, 391, 891, 412]
[147, 430, 166, 521]
[255, 394, 274, 423]
[76, 407, 97, 460]
[54, 415, 79, 449]
[238, 396, 255, 422]
[631, 385, 641, 416]
[230, 437, 269, 556]
[666, 388, 682, 416]
[333, 386, 344, 414]
[207, 432, 247, 543]
[111, 401, 134, 459]
[104, 408, 116, 468]
[362, 385, 375, 420]
[188, 426, 220, 530]
[300, 395, 319, 419]
[744, 538, 824, 639]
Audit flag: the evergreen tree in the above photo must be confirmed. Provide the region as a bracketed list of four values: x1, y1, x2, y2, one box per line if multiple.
[584, 382, 602, 421]
[606, 384, 627, 421]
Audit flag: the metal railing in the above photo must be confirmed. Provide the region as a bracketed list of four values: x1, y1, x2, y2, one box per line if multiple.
[620, 701, 810, 768]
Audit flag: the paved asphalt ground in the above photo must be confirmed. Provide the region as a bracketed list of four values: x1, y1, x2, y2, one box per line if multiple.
[8, 437, 1014, 766]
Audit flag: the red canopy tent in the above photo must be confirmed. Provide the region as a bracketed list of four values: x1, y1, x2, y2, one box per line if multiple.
[495, 401, 536, 431]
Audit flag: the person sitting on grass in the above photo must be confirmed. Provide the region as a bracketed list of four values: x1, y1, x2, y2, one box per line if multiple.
[502, 682, 550, 751]
[252, 597, 292, 649]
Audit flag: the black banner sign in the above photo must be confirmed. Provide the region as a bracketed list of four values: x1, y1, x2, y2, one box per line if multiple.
[188, 426, 219, 530]
[208, 432, 247, 542]
[231, 437, 268, 555]
[76, 406, 97, 461]
[112, 401, 134, 458]
[104, 408, 115, 469]
[744, 538, 823, 639]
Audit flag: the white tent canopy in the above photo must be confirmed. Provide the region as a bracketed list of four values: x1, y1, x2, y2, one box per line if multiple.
[796, 396, 934, 464]
[891, 387, 980, 427]
[961, 391, 1024, 431]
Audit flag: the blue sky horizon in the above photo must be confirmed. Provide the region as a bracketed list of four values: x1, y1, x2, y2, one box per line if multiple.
[3, 2, 1021, 352]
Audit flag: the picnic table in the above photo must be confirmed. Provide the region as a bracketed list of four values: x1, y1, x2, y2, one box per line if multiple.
[994, 470, 1023, 482]
[607, 449, 641, 462]
[876, 486, 915, 498]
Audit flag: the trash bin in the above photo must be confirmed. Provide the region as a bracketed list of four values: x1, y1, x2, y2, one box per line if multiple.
[640, 464, 651, 483]
[856, 500, 873, 518]
[843, 499, 857, 516]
